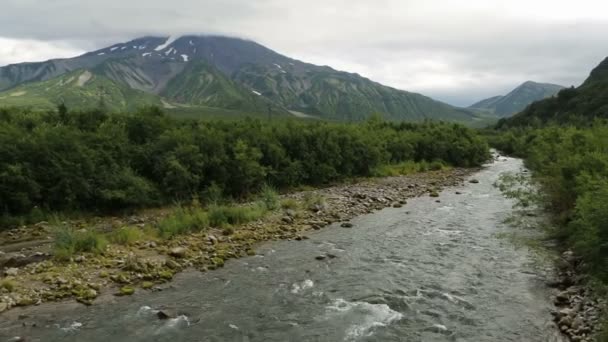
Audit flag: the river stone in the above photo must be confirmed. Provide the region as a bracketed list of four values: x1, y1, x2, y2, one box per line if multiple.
[119, 286, 135, 296]
[340, 222, 353, 228]
[156, 310, 175, 320]
[0, 302, 7, 313]
[282, 216, 294, 224]
[208, 235, 218, 244]
[315, 255, 326, 261]
[559, 315, 573, 327]
[469, 179, 480, 184]
[4, 267, 18, 276]
[169, 247, 187, 258]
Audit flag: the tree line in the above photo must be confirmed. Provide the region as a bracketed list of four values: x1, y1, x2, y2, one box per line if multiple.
[0, 106, 489, 222]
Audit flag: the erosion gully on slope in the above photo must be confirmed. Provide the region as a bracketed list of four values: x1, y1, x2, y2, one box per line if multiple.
[0, 155, 568, 342]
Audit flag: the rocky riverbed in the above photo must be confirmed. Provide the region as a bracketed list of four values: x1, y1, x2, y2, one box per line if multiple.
[0, 168, 473, 315]
[548, 250, 606, 342]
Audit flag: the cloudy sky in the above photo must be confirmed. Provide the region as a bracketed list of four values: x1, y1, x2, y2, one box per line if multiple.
[1, 0, 607, 106]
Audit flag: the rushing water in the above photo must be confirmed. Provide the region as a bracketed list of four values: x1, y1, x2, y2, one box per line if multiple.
[0, 156, 565, 342]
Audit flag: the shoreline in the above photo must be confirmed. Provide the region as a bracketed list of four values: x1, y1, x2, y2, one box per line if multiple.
[0, 167, 476, 315]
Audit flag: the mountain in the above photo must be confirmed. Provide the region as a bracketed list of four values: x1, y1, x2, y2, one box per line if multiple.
[0, 69, 162, 112]
[0, 35, 478, 122]
[499, 58, 608, 127]
[469, 81, 564, 117]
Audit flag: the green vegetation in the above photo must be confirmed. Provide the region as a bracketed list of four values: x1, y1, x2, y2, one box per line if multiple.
[156, 206, 210, 239]
[108, 226, 147, 246]
[233, 63, 485, 123]
[1, 279, 17, 292]
[372, 160, 447, 177]
[0, 70, 162, 112]
[497, 57, 608, 128]
[0, 106, 488, 226]
[469, 81, 563, 118]
[53, 225, 108, 260]
[493, 123, 608, 277]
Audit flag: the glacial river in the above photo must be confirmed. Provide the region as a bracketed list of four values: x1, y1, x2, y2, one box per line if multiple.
[0, 156, 565, 342]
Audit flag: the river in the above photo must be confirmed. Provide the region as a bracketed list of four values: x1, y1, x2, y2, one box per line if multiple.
[0, 156, 565, 342]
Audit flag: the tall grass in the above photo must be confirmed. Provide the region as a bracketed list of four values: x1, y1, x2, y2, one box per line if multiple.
[258, 184, 280, 211]
[372, 160, 448, 177]
[109, 226, 146, 245]
[208, 204, 266, 228]
[53, 226, 108, 261]
[156, 206, 210, 239]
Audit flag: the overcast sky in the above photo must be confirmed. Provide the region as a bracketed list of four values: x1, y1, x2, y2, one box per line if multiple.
[1, 0, 607, 106]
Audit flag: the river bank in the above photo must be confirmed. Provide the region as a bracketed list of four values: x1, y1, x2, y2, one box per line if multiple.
[0, 167, 475, 315]
[0, 154, 571, 342]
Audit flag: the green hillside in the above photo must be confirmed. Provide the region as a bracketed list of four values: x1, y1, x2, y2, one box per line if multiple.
[470, 81, 564, 117]
[499, 58, 608, 127]
[0, 69, 162, 112]
[233, 64, 478, 122]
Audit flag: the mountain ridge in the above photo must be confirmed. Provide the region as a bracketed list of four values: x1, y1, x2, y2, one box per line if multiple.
[469, 81, 564, 117]
[0, 35, 481, 123]
[499, 57, 608, 127]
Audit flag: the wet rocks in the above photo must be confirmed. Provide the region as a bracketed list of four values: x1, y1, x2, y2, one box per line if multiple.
[168, 247, 187, 258]
[550, 250, 604, 341]
[4, 267, 18, 277]
[118, 286, 135, 296]
[315, 255, 326, 261]
[469, 179, 480, 184]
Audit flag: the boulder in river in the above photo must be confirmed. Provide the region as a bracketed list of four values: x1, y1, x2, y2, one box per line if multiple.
[341, 222, 353, 228]
[469, 179, 480, 184]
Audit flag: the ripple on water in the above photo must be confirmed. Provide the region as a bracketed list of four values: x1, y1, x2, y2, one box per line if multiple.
[324, 298, 403, 341]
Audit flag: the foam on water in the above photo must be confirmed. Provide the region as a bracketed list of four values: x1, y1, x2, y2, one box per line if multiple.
[291, 279, 314, 294]
[325, 298, 403, 340]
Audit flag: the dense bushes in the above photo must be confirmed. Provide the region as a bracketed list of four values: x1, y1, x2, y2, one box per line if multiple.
[0, 106, 488, 221]
[491, 121, 608, 277]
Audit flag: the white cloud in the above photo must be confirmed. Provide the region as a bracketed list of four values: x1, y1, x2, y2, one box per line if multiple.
[0, 37, 84, 67]
[0, 0, 607, 105]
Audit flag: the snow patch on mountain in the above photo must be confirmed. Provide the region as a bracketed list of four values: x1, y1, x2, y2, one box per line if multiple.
[181, 54, 189, 62]
[155, 36, 179, 51]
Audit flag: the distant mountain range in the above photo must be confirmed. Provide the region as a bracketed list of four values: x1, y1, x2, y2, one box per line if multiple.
[0, 35, 487, 123]
[469, 81, 564, 117]
[500, 57, 608, 127]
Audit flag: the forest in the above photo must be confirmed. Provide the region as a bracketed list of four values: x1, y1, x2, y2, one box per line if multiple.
[491, 120, 608, 281]
[0, 106, 489, 224]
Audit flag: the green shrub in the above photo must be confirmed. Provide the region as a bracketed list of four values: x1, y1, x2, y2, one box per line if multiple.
[280, 198, 299, 210]
[156, 206, 209, 239]
[259, 184, 279, 211]
[53, 226, 108, 260]
[303, 193, 325, 211]
[1, 279, 17, 292]
[109, 226, 145, 245]
[208, 204, 266, 227]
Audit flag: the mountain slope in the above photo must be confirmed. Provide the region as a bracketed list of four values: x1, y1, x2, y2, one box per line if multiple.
[233, 63, 477, 122]
[0, 35, 477, 122]
[499, 58, 608, 127]
[161, 61, 280, 114]
[0, 69, 162, 111]
[470, 81, 564, 117]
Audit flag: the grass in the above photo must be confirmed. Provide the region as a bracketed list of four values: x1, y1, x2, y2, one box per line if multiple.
[53, 225, 108, 261]
[372, 160, 449, 177]
[258, 184, 280, 211]
[109, 226, 146, 245]
[303, 192, 326, 212]
[208, 204, 266, 228]
[1, 279, 17, 292]
[280, 198, 300, 210]
[156, 206, 210, 239]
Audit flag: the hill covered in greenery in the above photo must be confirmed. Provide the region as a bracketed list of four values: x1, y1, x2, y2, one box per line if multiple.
[498, 58, 608, 128]
[0, 69, 162, 112]
[470, 81, 563, 117]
